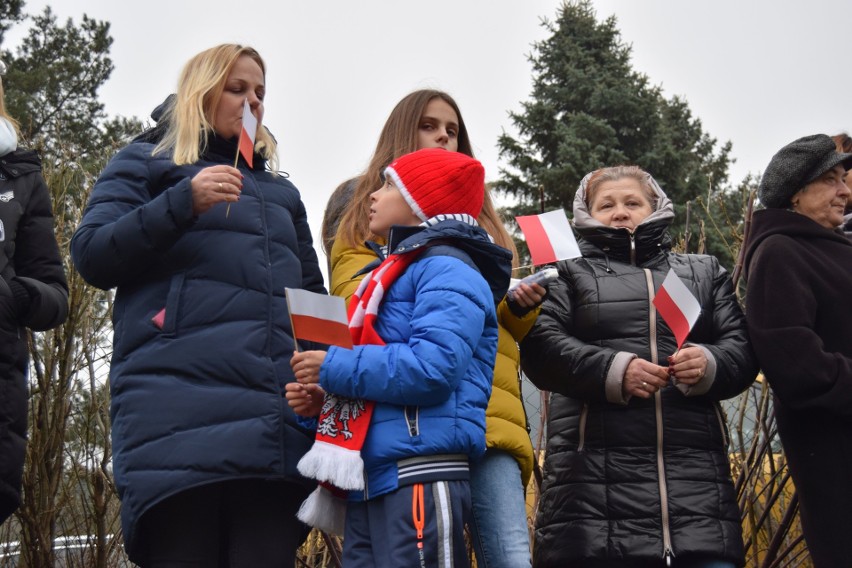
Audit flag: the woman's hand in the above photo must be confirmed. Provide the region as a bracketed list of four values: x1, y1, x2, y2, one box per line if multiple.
[285, 382, 325, 417]
[511, 282, 547, 308]
[190, 165, 243, 215]
[290, 350, 327, 385]
[623, 358, 670, 399]
[667, 347, 708, 385]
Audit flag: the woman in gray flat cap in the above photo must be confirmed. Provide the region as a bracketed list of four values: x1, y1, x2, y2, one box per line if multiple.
[743, 134, 852, 567]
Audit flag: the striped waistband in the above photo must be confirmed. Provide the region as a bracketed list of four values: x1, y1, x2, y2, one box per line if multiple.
[397, 454, 470, 486]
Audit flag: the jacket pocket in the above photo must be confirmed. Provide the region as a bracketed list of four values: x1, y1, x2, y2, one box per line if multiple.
[713, 402, 730, 450]
[159, 273, 185, 336]
[577, 401, 589, 452]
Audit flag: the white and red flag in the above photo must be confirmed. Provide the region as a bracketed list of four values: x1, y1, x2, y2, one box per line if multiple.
[285, 288, 353, 349]
[515, 209, 581, 265]
[653, 269, 701, 349]
[238, 98, 258, 169]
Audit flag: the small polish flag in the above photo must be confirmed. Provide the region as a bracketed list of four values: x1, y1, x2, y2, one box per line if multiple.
[239, 98, 258, 169]
[515, 209, 581, 265]
[285, 288, 353, 349]
[653, 269, 701, 349]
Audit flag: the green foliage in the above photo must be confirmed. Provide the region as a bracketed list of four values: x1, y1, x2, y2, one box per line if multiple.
[496, 0, 735, 267]
[0, 6, 142, 167]
[0, 1, 25, 46]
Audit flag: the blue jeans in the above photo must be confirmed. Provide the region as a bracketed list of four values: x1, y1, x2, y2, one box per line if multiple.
[469, 449, 532, 568]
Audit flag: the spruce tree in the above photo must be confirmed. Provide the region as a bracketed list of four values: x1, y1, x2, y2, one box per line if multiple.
[1, 6, 141, 165]
[497, 0, 734, 265]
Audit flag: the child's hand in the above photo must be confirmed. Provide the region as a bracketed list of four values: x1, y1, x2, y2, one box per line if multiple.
[511, 282, 547, 308]
[290, 350, 327, 385]
[285, 382, 325, 417]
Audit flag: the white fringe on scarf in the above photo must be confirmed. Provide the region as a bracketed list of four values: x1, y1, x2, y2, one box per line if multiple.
[297, 439, 365, 490]
[297, 485, 347, 536]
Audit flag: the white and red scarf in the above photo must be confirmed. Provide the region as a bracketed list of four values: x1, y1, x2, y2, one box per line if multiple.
[297, 249, 423, 535]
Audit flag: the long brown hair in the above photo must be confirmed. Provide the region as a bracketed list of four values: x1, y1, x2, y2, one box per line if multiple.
[332, 89, 518, 264]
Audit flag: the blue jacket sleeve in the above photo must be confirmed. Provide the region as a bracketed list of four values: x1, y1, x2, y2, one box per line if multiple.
[70, 143, 196, 290]
[319, 256, 491, 407]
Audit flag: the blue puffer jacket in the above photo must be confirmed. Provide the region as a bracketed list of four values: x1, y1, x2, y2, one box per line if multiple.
[319, 220, 512, 500]
[70, 134, 325, 560]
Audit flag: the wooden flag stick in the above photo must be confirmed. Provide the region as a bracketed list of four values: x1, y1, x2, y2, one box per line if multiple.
[284, 289, 302, 353]
[225, 149, 239, 218]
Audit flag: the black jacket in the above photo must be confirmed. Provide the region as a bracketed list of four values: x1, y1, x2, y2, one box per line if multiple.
[521, 178, 757, 567]
[744, 208, 852, 567]
[0, 149, 69, 522]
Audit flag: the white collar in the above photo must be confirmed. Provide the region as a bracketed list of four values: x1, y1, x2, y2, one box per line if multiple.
[0, 118, 18, 157]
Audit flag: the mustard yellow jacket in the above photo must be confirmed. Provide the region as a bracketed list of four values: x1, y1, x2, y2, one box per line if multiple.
[330, 237, 536, 485]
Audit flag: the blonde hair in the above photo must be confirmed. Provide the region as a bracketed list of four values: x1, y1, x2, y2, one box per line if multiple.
[0, 77, 21, 137]
[154, 44, 277, 169]
[333, 89, 519, 265]
[585, 165, 657, 209]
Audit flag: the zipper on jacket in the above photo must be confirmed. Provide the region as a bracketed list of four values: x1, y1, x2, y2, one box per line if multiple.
[363, 470, 370, 501]
[644, 269, 675, 565]
[630, 233, 637, 266]
[577, 402, 589, 452]
[713, 403, 730, 449]
[404, 406, 420, 437]
[518, 371, 533, 435]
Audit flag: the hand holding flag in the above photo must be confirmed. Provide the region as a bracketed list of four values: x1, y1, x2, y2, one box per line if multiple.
[653, 269, 701, 349]
[515, 209, 581, 266]
[285, 288, 353, 350]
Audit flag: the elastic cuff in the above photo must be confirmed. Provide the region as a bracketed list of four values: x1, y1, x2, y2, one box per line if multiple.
[8, 278, 32, 318]
[506, 296, 535, 318]
[606, 352, 637, 405]
[675, 344, 717, 396]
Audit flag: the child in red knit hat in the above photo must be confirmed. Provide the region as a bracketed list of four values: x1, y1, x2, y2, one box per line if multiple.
[288, 147, 512, 567]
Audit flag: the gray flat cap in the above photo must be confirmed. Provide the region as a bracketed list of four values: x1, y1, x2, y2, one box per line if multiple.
[759, 134, 852, 208]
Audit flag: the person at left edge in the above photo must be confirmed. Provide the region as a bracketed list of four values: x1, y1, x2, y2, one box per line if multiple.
[70, 44, 325, 567]
[0, 58, 69, 525]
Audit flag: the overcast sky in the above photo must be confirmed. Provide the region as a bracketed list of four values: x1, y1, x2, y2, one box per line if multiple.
[8, 0, 852, 279]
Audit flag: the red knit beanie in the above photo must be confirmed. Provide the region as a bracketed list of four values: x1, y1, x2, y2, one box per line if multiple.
[384, 148, 485, 221]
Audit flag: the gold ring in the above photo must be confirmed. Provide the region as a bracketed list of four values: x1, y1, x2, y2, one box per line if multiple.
[218, 182, 223, 190]
[642, 381, 648, 388]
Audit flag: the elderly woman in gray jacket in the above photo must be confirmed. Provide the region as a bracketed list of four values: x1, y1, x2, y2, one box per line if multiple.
[522, 165, 758, 568]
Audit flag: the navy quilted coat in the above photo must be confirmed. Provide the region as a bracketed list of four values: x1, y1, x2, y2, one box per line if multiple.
[521, 180, 758, 567]
[70, 134, 324, 560]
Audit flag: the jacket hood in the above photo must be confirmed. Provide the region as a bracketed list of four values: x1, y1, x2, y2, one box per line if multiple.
[743, 208, 852, 279]
[377, 218, 513, 303]
[133, 94, 174, 145]
[0, 148, 42, 178]
[571, 170, 675, 264]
